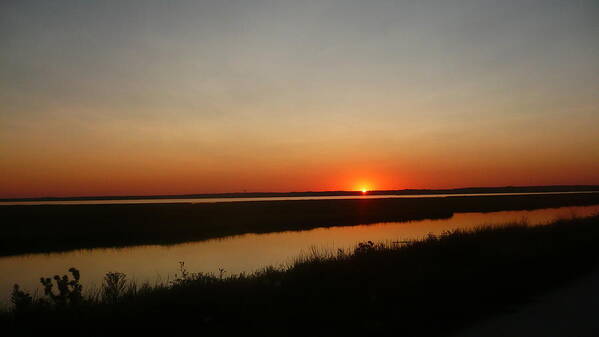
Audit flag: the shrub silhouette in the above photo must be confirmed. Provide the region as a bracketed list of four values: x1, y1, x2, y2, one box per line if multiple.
[39, 267, 83, 307]
[10, 284, 33, 313]
[354, 240, 376, 254]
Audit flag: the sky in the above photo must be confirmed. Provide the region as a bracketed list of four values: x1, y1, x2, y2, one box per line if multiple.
[1, 0, 598, 198]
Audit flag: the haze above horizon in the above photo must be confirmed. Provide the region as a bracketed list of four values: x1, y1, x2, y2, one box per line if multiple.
[1, 0, 598, 198]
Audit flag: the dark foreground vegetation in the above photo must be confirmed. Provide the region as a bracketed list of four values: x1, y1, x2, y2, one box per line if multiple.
[2, 192, 599, 256]
[2, 215, 599, 336]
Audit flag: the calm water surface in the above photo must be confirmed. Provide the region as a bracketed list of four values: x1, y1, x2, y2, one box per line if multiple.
[1, 204, 598, 305]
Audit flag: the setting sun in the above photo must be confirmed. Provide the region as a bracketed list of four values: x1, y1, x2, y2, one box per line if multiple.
[355, 183, 373, 193]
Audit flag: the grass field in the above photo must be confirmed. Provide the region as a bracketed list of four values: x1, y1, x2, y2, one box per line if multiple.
[2, 214, 599, 336]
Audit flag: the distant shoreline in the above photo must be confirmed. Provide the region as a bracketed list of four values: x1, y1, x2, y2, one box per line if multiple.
[2, 184, 599, 202]
[2, 192, 599, 257]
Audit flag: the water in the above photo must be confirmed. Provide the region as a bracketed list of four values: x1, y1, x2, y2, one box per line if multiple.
[1, 204, 598, 305]
[1, 191, 597, 205]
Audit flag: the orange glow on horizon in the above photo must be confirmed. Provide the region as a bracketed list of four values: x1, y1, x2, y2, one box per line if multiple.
[354, 182, 374, 194]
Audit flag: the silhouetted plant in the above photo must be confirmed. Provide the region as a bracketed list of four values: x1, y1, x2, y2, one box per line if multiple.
[10, 284, 33, 312]
[426, 233, 438, 241]
[171, 261, 221, 287]
[172, 261, 204, 285]
[174, 261, 189, 282]
[39, 267, 83, 307]
[102, 272, 127, 304]
[354, 241, 376, 255]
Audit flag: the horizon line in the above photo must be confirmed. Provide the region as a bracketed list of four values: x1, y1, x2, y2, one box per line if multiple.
[2, 184, 599, 202]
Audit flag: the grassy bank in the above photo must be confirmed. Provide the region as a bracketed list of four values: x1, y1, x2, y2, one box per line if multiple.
[2, 214, 599, 336]
[2, 192, 599, 256]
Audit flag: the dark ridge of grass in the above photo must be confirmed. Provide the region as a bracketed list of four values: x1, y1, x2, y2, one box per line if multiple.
[2, 215, 599, 336]
[2, 193, 599, 256]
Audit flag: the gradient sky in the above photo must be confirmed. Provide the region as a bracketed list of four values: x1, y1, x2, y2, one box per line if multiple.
[1, 0, 598, 198]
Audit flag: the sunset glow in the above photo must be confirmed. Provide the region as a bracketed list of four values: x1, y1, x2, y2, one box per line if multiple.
[1, 1, 598, 199]
[357, 184, 372, 194]
[2, 2, 599, 334]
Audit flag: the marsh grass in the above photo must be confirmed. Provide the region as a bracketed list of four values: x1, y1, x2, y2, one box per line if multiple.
[2, 193, 599, 256]
[2, 214, 599, 336]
